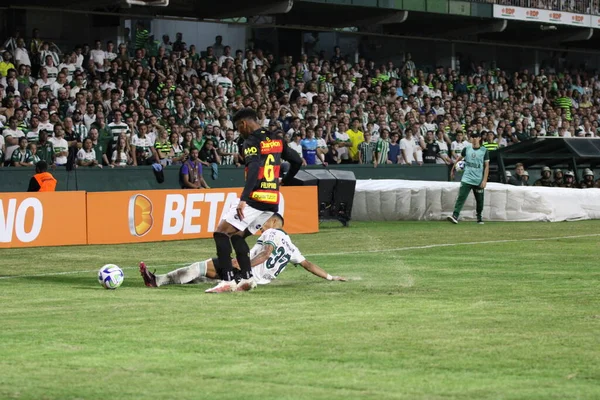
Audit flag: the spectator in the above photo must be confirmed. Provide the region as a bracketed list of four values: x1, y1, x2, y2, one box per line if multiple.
[375, 129, 391, 165]
[154, 127, 173, 166]
[49, 125, 69, 166]
[0, 51, 15, 77]
[2, 116, 24, 164]
[14, 38, 31, 68]
[77, 137, 100, 168]
[218, 128, 239, 166]
[301, 128, 319, 165]
[420, 131, 440, 164]
[110, 135, 131, 168]
[180, 147, 209, 189]
[169, 132, 186, 165]
[508, 163, 527, 186]
[35, 130, 54, 165]
[521, 171, 530, 186]
[199, 138, 221, 180]
[388, 132, 401, 164]
[347, 118, 364, 162]
[212, 36, 225, 58]
[400, 128, 416, 165]
[131, 122, 157, 166]
[11, 137, 32, 167]
[325, 141, 341, 165]
[26, 115, 42, 143]
[289, 133, 305, 165]
[435, 130, 452, 165]
[450, 131, 468, 162]
[26, 143, 40, 165]
[359, 132, 376, 166]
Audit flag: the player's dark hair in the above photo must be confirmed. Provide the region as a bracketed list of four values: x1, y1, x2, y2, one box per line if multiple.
[273, 213, 285, 226]
[36, 160, 48, 173]
[232, 108, 258, 124]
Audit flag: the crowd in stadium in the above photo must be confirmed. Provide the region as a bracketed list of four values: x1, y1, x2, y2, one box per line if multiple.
[0, 25, 599, 188]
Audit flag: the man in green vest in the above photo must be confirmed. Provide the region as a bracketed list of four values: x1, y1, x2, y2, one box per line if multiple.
[448, 131, 490, 225]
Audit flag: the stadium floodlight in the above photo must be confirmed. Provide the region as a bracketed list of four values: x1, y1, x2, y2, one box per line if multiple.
[126, 0, 170, 6]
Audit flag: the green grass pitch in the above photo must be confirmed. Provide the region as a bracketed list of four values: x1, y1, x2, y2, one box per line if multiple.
[1, 221, 600, 400]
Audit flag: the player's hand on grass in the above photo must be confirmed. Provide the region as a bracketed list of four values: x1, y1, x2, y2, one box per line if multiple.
[331, 276, 347, 281]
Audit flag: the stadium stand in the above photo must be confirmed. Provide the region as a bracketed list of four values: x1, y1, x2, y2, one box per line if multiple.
[0, 7, 599, 190]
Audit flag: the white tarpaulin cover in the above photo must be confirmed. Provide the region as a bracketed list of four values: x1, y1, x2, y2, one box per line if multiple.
[353, 180, 600, 222]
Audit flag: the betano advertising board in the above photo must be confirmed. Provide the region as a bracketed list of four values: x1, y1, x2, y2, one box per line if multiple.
[0, 187, 318, 248]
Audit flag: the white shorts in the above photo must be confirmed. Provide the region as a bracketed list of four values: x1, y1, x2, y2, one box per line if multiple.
[224, 200, 274, 234]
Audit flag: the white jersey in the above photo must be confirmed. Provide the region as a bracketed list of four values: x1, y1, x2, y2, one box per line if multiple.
[250, 229, 305, 285]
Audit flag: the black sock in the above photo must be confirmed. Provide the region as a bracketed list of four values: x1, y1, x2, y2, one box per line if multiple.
[213, 232, 234, 281]
[231, 234, 252, 280]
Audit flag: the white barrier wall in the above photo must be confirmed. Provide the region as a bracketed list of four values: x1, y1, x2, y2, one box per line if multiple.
[353, 180, 600, 222]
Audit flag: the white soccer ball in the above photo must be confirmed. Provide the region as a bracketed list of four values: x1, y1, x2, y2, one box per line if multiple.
[455, 160, 466, 172]
[98, 264, 124, 290]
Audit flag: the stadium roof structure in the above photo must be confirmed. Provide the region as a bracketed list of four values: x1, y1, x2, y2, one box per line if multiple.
[7, 0, 293, 19]
[494, 138, 600, 174]
[7, 0, 600, 52]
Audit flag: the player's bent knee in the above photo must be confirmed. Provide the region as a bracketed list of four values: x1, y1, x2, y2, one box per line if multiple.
[213, 231, 229, 240]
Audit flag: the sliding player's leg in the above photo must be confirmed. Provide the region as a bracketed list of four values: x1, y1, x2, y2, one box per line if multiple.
[139, 259, 219, 288]
[233, 213, 271, 292]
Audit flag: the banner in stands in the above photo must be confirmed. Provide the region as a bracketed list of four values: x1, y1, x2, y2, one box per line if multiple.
[86, 187, 318, 245]
[492, 5, 591, 27]
[0, 192, 87, 248]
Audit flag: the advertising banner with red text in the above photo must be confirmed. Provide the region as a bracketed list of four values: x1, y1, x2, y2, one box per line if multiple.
[492, 5, 591, 27]
[86, 187, 318, 245]
[0, 192, 87, 248]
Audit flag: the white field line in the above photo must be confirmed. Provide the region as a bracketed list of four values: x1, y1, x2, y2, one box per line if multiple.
[1, 233, 599, 281]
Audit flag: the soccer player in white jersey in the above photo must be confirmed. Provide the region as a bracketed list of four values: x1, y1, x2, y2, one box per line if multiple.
[139, 214, 346, 290]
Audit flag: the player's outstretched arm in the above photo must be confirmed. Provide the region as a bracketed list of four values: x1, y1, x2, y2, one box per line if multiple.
[233, 243, 275, 269]
[299, 259, 346, 281]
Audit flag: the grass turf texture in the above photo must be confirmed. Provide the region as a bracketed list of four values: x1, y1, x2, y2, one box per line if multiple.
[1, 221, 599, 400]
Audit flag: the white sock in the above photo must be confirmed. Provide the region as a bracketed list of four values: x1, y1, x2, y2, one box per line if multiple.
[155, 261, 206, 287]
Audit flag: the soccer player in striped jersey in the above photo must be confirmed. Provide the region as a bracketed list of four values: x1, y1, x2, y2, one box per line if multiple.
[139, 214, 346, 288]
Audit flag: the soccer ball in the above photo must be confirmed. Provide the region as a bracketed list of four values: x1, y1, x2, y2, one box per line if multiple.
[455, 160, 466, 172]
[98, 264, 124, 290]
